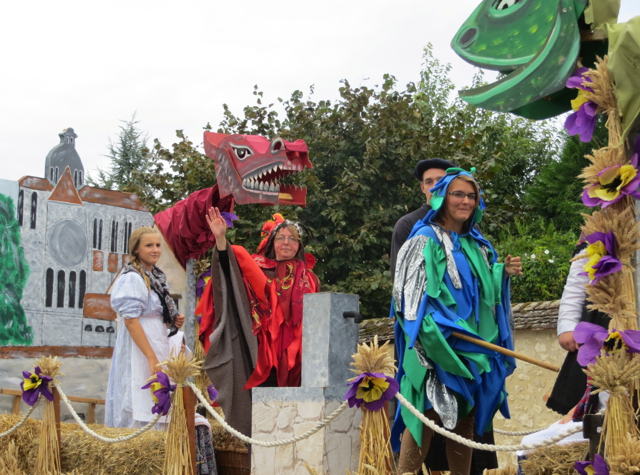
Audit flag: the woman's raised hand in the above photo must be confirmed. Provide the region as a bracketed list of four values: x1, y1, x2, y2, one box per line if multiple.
[206, 207, 228, 250]
[504, 255, 523, 276]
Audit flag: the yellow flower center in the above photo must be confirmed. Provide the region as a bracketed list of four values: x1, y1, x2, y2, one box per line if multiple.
[571, 89, 590, 112]
[150, 382, 163, 404]
[356, 376, 389, 403]
[583, 240, 606, 281]
[23, 374, 42, 391]
[589, 164, 638, 202]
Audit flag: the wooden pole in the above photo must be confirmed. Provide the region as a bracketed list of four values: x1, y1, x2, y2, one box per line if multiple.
[52, 386, 62, 470]
[451, 331, 560, 373]
[183, 385, 197, 475]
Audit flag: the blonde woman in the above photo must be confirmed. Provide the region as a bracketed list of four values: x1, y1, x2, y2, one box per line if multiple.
[105, 227, 184, 428]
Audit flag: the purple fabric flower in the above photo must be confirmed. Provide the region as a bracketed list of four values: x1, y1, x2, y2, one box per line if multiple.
[220, 212, 238, 228]
[565, 67, 598, 142]
[196, 269, 212, 299]
[579, 231, 623, 283]
[575, 322, 609, 366]
[582, 152, 640, 208]
[207, 384, 218, 402]
[575, 454, 609, 475]
[619, 329, 640, 354]
[565, 101, 598, 142]
[20, 366, 53, 406]
[566, 67, 593, 92]
[141, 372, 175, 416]
[574, 322, 640, 366]
[344, 372, 399, 411]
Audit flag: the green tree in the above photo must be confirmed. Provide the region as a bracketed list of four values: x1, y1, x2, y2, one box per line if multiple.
[524, 116, 609, 233]
[87, 113, 150, 192]
[134, 47, 561, 318]
[0, 193, 32, 345]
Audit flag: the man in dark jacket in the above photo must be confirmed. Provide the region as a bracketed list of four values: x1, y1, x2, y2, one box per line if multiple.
[390, 158, 455, 279]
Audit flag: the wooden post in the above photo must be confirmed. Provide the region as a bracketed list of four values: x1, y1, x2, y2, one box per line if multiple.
[12, 395, 21, 415]
[87, 403, 96, 424]
[52, 386, 62, 469]
[183, 385, 196, 475]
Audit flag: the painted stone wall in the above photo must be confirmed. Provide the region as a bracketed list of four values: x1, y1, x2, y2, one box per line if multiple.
[494, 328, 568, 466]
[251, 397, 361, 475]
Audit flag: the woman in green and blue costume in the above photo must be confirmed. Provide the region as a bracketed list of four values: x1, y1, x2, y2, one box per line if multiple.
[392, 167, 522, 475]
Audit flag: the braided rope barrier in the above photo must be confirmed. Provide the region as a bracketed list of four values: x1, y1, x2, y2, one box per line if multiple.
[0, 396, 40, 438]
[493, 428, 548, 436]
[187, 382, 349, 447]
[396, 392, 593, 452]
[54, 382, 162, 443]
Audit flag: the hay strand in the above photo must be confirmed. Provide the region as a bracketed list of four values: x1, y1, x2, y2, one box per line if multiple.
[33, 357, 64, 475]
[348, 336, 396, 475]
[161, 351, 201, 475]
[608, 433, 640, 475]
[585, 350, 640, 458]
[519, 441, 589, 475]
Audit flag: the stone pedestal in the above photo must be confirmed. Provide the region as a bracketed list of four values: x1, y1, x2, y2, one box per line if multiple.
[251, 293, 361, 475]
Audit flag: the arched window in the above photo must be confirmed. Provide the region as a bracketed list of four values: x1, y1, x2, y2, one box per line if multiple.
[30, 192, 37, 229]
[49, 167, 54, 182]
[54, 167, 59, 184]
[74, 170, 78, 188]
[17, 190, 23, 226]
[56, 270, 65, 308]
[98, 219, 103, 250]
[123, 220, 133, 254]
[93, 219, 98, 249]
[78, 171, 83, 187]
[78, 270, 86, 309]
[110, 220, 118, 253]
[68, 271, 77, 308]
[45, 268, 54, 307]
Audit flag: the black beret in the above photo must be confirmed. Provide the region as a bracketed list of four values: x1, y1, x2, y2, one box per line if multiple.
[414, 158, 457, 181]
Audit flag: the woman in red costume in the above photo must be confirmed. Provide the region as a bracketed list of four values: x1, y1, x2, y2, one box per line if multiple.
[199, 207, 320, 437]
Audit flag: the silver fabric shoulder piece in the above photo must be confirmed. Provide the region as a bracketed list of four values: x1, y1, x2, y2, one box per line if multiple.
[430, 225, 462, 289]
[393, 235, 428, 321]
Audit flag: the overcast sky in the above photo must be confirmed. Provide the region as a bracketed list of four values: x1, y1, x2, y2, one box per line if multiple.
[1, 1, 639, 182]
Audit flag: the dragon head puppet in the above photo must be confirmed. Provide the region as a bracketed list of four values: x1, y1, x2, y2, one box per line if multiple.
[204, 132, 312, 206]
[451, 0, 610, 119]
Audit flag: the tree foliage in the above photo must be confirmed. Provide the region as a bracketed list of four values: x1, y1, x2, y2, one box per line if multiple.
[87, 113, 150, 192]
[129, 46, 560, 318]
[524, 116, 609, 232]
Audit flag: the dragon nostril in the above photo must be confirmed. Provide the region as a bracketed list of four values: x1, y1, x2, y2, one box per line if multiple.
[459, 27, 478, 49]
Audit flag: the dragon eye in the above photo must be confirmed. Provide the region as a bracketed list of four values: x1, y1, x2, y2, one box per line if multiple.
[230, 144, 253, 161]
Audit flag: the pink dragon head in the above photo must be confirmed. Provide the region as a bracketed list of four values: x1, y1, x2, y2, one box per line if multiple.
[204, 132, 312, 206]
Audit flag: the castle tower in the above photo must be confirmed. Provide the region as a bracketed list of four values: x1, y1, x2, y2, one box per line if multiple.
[44, 128, 85, 188]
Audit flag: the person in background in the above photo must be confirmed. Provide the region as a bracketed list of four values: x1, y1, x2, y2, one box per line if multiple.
[391, 158, 456, 278]
[546, 237, 610, 415]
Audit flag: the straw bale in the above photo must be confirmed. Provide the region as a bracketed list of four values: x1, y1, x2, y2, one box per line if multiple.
[0, 412, 246, 474]
[519, 442, 589, 475]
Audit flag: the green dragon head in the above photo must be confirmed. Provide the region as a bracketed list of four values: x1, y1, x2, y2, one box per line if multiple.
[451, 0, 607, 119]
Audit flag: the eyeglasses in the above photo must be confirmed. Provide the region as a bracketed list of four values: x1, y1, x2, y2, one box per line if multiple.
[274, 236, 300, 243]
[448, 191, 477, 201]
